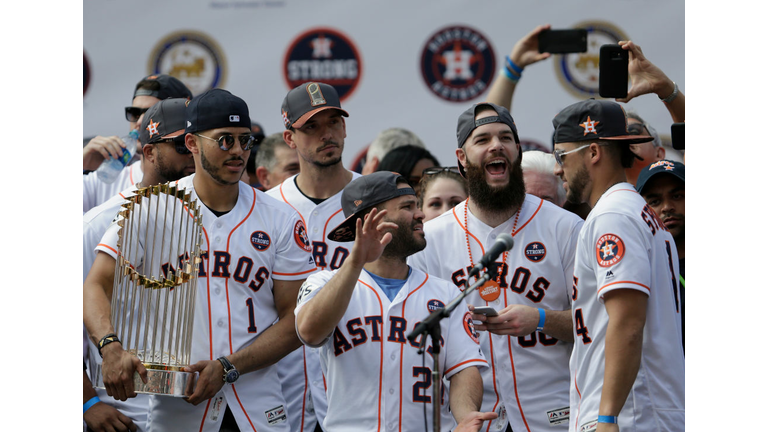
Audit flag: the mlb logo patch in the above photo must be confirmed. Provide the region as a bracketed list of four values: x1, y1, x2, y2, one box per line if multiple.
[229, 115, 240, 122]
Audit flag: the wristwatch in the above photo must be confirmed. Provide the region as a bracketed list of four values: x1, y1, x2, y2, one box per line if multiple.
[217, 357, 240, 384]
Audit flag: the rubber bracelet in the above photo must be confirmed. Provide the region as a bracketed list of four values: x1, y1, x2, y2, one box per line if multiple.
[598, 415, 618, 424]
[97, 333, 121, 358]
[536, 308, 546, 332]
[83, 396, 100, 414]
[505, 56, 524, 75]
[501, 67, 520, 83]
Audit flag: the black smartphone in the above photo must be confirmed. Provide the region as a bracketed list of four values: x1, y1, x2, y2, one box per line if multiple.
[472, 306, 498, 317]
[671, 123, 684, 150]
[599, 44, 629, 98]
[538, 29, 588, 54]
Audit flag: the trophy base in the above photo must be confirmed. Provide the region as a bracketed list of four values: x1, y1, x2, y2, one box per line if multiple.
[93, 363, 197, 398]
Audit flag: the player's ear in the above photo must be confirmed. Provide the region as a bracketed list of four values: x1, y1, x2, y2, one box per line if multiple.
[283, 130, 297, 150]
[361, 156, 379, 175]
[656, 145, 666, 160]
[456, 147, 467, 168]
[142, 142, 155, 162]
[588, 142, 602, 165]
[256, 166, 271, 189]
[185, 133, 199, 155]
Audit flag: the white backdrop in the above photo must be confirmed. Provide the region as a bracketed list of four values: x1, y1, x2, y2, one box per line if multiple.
[83, 0, 684, 168]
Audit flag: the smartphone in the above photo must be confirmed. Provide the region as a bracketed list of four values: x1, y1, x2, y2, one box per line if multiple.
[472, 306, 498, 317]
[538, 29, 588, 54]
[671, 123, 684, 150]
[599, 44, 629, 98]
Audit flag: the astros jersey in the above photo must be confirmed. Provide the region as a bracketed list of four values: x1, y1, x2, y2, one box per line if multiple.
[266, 171, 361, 432]
[84, 184, 149, 431]
[97, 174, 316, 432]
[569, 183, 684, 432]
[409, 195, 583, 432]
[83, 160, 143, 214]
[295, 267, 488, 432]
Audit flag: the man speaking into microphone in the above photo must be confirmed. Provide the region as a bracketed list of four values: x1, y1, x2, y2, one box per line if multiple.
[409, 102, 584, 432]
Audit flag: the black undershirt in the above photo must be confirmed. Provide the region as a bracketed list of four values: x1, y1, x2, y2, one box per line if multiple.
[295, 176, 328, 205]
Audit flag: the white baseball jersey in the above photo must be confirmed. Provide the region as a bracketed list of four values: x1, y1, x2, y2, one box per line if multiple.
[409, 195, 583, 432]
[83, 160, 143, 214]
[266, 171, 361, 432]
[568, 183, 684, 432]
[97, 175, 316, 432]
[295, 267, 488, 432]
[83, 185, 149, 431]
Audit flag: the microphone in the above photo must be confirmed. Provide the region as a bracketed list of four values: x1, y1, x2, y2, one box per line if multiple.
[467, 233, 514, 278]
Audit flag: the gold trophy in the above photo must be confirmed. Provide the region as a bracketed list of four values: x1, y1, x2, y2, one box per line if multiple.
[92, 183, 203, 397]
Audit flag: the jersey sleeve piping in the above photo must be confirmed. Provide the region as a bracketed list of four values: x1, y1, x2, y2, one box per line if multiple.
[597, 280, 650, 297]
[444, 358, 488, 377]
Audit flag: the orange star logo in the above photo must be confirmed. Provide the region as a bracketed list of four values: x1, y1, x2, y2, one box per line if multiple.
[579, 116, 600, 136]
[146, 119, 160, 138]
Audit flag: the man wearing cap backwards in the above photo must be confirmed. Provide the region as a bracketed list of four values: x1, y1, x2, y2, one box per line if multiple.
[295, 171, 494, 432]
[635, 160, 685, 351]
[552, 99, 684, 432]
[409, 102, 583, 432]
[83, 75, 193, 213]
[267, 82, 361, 432]
[83, 97, 195, 432]
[85, 88, 315, 432]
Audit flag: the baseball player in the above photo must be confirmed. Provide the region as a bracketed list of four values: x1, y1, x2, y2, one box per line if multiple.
[409, 103, 583, 432]
[82, 98, 195, 432]
[84, 88, 315, 432]
[552, 99, 684, 431]
[296, 171, 494, 432]
[83, 74, 192, 214]
[268, 82, 361, 432]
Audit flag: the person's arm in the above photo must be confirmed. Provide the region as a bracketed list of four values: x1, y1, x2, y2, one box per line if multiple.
[83, 369, 137, 432]
[449, 367, 498, 431]
[471, 305, 574, 342]
[83, 136, 127, 171]
[485, 24, 552, 111]
[296, 208, 397, 345]
[83, 252, 147, 401]
[616, 40, 684, 122]
[596, 289, 648, 432]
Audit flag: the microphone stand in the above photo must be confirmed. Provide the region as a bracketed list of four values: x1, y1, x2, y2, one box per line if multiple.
[407, 270, 491, 432]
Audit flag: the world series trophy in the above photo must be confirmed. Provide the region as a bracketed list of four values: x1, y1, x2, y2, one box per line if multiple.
[92, 183, 203, 397]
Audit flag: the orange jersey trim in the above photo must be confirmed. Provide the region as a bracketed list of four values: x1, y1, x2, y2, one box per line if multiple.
[452, 205, 485, 254]
[231, 384, 258, 431]
[300, 346, 309, 431]
[201, 227, 213, 360]
[279, 182, 308, 227]
[398, 273, 429, 432]
[513, 198, 543, 235]
[444, 358, 488, 376]
[197, 398, 213, 432]
[360, 280, 385, 432]
[97, 243, 118, 255]
[598, 280, 650, 296]
[273, 267, 318, 276]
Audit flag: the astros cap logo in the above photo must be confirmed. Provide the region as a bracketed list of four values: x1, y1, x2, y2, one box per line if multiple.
[147, 119, 160, 138]
[579, 116, 600, 136]
[649, 160, 675, 170]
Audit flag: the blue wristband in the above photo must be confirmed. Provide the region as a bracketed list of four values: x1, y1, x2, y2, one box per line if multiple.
[598, 415, 618, 424]
[536, 308, 546, 332]
[501, 67, 520, 83]
[83, 396, 100, 414]
[505, 56, 524, 75]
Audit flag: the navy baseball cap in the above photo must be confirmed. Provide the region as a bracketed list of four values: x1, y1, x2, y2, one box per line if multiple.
[328, 172, 415, 242]
[185, 89, 251, 134]
[281, 82, 349, 129]
[552, 99, 653, 144]
[635, 160, 685, 194]
[139, 98, 187, 145]
[133, 74, 193, 100]
[455, 102, 520, 176]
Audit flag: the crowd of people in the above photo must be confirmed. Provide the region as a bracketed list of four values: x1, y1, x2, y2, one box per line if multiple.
[82, 25, 685, 432]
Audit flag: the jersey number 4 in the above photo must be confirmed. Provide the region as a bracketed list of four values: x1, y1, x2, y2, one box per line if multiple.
[574, 308, 592, 344]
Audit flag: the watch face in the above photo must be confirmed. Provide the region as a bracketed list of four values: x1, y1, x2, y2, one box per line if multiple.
[225, 369, 240, 383]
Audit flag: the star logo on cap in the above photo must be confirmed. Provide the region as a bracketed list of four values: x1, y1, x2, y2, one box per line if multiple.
[147, 119, 160, 138]
[282, 110, 290, 126]
[579, 116, 600, 136]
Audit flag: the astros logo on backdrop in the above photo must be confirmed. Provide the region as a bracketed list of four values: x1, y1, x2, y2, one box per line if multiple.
[420, 25, 496, 103]
[554, 21, 629, 98]
[283, 27, 362, 102]
[148, 30, 227, 96]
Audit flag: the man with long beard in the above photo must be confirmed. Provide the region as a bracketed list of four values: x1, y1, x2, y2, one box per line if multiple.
[409, 103, 583, 432]
[295, 171, 494, 432]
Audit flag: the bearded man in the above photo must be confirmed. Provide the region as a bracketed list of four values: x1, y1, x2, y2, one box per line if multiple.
[409, 103, 584, 432]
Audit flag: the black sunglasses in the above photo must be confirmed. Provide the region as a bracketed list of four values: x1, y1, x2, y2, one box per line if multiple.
[154, 137, 191, 155]
[125, 106, 150, 122]
[194, 133, 256, 151]
[422, 166, 461, 176]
